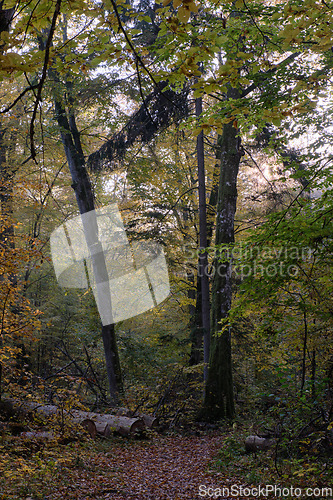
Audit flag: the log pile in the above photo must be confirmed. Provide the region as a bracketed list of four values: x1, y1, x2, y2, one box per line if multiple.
[0, 399, 158, 439]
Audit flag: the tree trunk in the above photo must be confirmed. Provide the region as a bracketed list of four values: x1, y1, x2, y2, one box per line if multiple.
[196, 97, 210, 381]
[54, 93, 122, 403]
[189, 271, 203, 366]
[301, 309, 308, 393]
[189, 149, 220, 368]
[44, 56, 122, 403]
[202, 105, 242, 420]
[0, 3, 15, 399]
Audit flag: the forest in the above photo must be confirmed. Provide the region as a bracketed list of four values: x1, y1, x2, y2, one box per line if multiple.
[0, 0, 332, 498]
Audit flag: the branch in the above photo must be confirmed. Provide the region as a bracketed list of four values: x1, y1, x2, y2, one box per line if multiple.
[241, 52, 301, 98]
[29, 0, 62, 161]
[0, 84, 39, 114]
[44, 360, 75, 380]
[108, 0, 161, 91]
[87, 83, 189, 170]
[267, 157, 333, 237]
[135, 57, 157, 130]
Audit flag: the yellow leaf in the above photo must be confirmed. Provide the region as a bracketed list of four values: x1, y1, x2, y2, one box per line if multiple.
[188, 1, 199, 13]
[178, 6, 190, 22]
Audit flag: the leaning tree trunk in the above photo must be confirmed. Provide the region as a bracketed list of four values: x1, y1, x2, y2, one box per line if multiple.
[52, 89, 123, 403]
[202, 102, 242, 420]
[37, 25, 123, 404]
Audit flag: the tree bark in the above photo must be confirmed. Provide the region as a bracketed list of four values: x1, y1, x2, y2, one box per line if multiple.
[202, 101, 242, 420]
[189, 271, 203, 366]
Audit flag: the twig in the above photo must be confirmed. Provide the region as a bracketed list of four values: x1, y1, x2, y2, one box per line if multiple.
[0, 84, 39, 114]
[135, 57, 157, 129]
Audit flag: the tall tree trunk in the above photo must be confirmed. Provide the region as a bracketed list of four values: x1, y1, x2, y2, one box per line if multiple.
[0, 2, 15, 399]
[196, 97, 210, 381]
[202, 100, 242, 420]
[54, 93, 122, 403]
[301, 309, 308, 393]
[0, 3, 16, 265]
[44, 54, 122, 403]
[189, 271, 202, 366]
[189, 134, 220, 367]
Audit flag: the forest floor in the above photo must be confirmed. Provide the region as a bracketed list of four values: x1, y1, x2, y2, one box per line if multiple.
[2, 431, 240, 500]
[2, 426, 330, 499]
[66, 433, 225, 500]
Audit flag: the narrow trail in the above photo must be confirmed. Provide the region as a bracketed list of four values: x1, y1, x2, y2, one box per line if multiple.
[56, 433, 232, 500]
[101, 434, 224, 500]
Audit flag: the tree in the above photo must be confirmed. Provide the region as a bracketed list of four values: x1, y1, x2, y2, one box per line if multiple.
[151, 0, 333, 419]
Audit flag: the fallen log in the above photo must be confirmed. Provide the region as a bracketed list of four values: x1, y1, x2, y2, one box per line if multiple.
[70, 410, 145, 436]
[0, 399, 146, 438]
[21, 431, 54, 440]
[0, 399, 97, 438]
[115, 408, 159, 430]
[116, 407, 132, 417]
[0, 399, 58, 417]
[245, 435, 276, 453]
[71, 418, 97, 439]
[140, 415, 159, 430]
[94, 420, 111, 438]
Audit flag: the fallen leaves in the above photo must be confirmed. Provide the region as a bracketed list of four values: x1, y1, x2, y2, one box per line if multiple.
[1, 433, 231, 500]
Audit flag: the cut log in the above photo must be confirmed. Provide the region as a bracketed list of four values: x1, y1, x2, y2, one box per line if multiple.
[0, 399, 146, 438]
[245, 435, 276, 453]
[104, 415, 144, 436]
[115, 408, 158, 430]
[116, 407, 132, 417]
[0, 399, 97, 438]
[71, 410, 145, 436]
[71, 418, 97, 439]
[94, 421, 111, 438]
[140, 415, 159, 430]
[0, 399, 59, 417]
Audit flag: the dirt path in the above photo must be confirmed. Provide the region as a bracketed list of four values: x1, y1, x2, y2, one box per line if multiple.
[86, 433, 227, 500]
